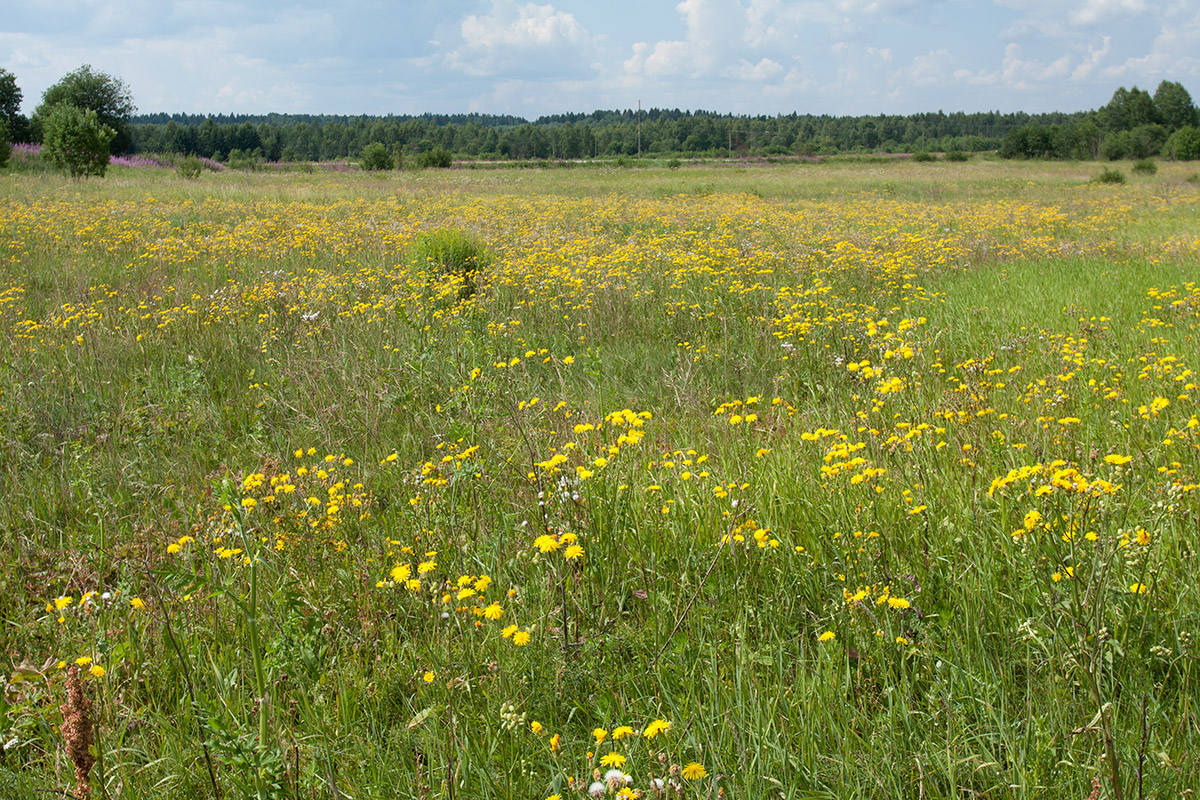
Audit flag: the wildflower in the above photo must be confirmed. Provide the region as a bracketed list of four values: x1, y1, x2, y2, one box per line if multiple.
[534, 534, 560, 553]
[818, 631, 836, 642]
[513, 630, 531, 646]
[130, 597, 146, 611]
[564, 544, 584, 560]
[588, 782, 606, 798]
[1130, 583, 1148, 594]
[550, 734, 560, 751]
[1104, 454, 1132, 465]
[593, 727, 607, 744]
[423, 671, 435, 683]
[681, 762, 707, 779]
[501, 624, 518, 639]
[531, 720, 544, 734]
[642, 718, 670, 739]
[484, 602, 503, 620]
[612, 725, 635, 740]
[601, 752, 626, 767]
[88, 664, 105, 679]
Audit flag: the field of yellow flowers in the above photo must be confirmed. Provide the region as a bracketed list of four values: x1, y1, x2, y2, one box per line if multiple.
[1, 160, 1198, 799]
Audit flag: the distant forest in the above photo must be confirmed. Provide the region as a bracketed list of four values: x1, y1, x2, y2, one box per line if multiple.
[127, 81, 1199, 163]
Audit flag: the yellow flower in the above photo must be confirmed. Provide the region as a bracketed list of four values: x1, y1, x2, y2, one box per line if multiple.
[1130, 583, 1148, 595]
[612, 725, 635, 740]
[484, 602, 503, 620]
[550, 734, 560, 751]
[1104, 454, 1132, 465]
[600, 752, 626, 767]
[422, 671, 435, 683]
[564, 544, 584, 560]
[513, 630, 531, 646]
[130, 597, 146, 610]
[593, 727, 607, 744]
[534, 534, 560, 553]
[531, 720, 544, 734]
[501, 624, 518, 639]
[642, 718, 670, 739]
[818, 631, 836, 642]
[681, 762, 707, 780]
[89, 664, 105, 678]
[74, 656, 92, 666]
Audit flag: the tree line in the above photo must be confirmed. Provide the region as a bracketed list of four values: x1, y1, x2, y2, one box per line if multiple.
[3, 62, 1198, 171]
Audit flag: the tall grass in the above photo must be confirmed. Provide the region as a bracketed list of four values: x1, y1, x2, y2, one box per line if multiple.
[1, 161, 1197, 798]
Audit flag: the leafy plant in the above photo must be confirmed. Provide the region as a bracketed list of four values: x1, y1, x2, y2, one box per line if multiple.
[1095, 167, 1126, 184]
[409, 228, 492, 300]
[359, 141, 393, 171]
[415, 146, 452, 169]
[911, 151, 936, 162]
[1132, 158, 1157, 175]
[945, 149, 970, 162]
[175, 155, 203, 179]
[41, 103, 114, 178]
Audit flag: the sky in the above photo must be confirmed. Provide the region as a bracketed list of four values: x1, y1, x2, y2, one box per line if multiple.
[3, 0, 1199, 120]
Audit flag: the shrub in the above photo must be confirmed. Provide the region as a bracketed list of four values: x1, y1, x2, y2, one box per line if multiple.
[944, 150, 970, 162]
[359, 142, 393, 171]
[911, 151, 936, 162]
[176, 155, 203, 179]
[1132, 158, 1157, 175]
[1095, 168, 1126, 184]
[42, 103, 114, 178]
[227, 148, 263, 171]
[0, 118, 9, 169]
[1164, 126, 1200, 160]
[409, 229, 492, 299]
[415, 147, 452, 169]
[666, 157, 682, 169]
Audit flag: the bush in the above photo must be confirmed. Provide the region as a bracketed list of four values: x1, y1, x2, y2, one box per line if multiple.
[1095, 168, 1126, 184]
[415, 147, 452, 169]
[359, 142, 393, 171]
[666, 157, 682, 169]
[911, 151, 936, 162]
[227, 148, 263, 170]
[944, 150, 969, 162]
[1132, 158, 1157, 175]
[1164, 126, 1200, 161]
[409, 229, 492, 300]
[176, 155, 203, 179]
[0, 118, 9, 169]
[42, 103, 114, 178]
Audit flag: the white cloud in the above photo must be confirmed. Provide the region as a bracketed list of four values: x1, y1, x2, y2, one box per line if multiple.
[723, 57, 785, 81]
[1071, 0, 1146, 25]
[1070, 35, 1112, 79]
[444, 1, 597, 78]
[460, 2, 587, 48]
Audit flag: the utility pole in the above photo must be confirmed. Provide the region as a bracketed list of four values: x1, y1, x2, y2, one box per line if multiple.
[637, 100, 642, 158]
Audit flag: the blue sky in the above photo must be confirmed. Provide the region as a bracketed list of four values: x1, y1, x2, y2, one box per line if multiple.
[3, 0, 1198, 118]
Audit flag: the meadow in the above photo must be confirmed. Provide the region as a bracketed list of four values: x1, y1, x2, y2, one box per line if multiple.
[1, 158, 1198, 799]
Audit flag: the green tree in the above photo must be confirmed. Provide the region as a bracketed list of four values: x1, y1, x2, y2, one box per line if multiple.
[0, 67, 29, 143]
[0, 118, 10, 169]
[36, 65, 134, 154]
[1153, 80, 1198, 131]
[1163, 126, 1200, 160]
[42, 104, 115, 178]
[358, 141, 393, 171]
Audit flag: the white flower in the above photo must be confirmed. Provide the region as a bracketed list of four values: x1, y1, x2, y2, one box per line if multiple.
[588, 781, 606, 798]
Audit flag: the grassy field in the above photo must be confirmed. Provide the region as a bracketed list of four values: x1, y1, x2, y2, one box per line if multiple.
[1, 158, 1198, 799]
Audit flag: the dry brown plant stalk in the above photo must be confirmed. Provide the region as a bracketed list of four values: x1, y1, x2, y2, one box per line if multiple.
[60, 665, 96, 799]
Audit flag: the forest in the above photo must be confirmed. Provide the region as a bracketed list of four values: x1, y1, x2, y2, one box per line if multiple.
[121, 81, 1199, 163]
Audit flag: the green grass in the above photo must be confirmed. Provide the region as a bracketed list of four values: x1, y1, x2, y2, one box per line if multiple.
[1, 160, 1198, 799]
